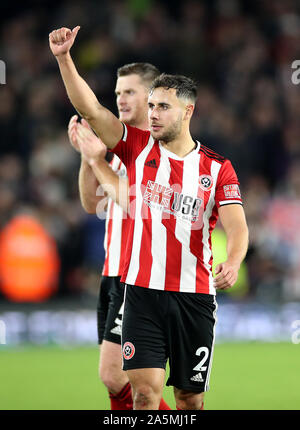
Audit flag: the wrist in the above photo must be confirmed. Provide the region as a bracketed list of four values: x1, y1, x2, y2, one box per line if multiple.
[226, 258, 241, 269]
[88, 153, 106, 167]
[81, 156, 91, 167]
[56, 51, 72, 63]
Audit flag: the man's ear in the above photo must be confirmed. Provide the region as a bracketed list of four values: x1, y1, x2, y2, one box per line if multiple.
[184, 104, 195, 121]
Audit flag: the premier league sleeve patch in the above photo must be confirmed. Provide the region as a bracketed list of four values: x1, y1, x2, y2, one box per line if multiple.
[223, 184, 241, 199]
[214, 160, 243, 207]
[215, 183, 243, 207]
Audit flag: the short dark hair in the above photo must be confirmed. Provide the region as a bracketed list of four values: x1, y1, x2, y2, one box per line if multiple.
[150, 73, 198, 103]
[117, 63, 160, 87]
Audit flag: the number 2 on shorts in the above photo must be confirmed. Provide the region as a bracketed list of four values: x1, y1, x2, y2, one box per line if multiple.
[193, 346, 209, 371]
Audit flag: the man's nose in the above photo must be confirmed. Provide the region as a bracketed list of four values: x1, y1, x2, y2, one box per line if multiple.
[118, 94, 127, 104]
[149, 107, 158, 120]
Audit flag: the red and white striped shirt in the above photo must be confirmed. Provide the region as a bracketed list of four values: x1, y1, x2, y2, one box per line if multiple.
[102, 154, 129, 277]
[112, 124, 243, 295]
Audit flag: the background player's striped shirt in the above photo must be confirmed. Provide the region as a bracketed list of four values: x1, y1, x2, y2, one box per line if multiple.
[102, 154, 128, 277]
[112, 124, 243, 295]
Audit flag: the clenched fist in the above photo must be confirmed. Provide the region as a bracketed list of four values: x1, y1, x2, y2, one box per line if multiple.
[49, 26, 80, 57]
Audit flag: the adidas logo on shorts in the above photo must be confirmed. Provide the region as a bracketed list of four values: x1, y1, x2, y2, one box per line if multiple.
[190, 372, 204, 382]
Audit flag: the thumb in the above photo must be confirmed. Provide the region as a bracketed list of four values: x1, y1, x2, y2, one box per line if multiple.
[214, 263, 223, 275]
[81, 118, 91, 130]
[72, 26, 81, 37]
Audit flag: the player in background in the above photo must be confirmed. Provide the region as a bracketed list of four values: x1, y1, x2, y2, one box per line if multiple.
[49, 26, 249, 410]
[66, 62, 171, 410]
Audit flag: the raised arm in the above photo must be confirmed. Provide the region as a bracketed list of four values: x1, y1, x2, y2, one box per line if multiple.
[49, 27, 123, 149]
[213, 204, 249, 290]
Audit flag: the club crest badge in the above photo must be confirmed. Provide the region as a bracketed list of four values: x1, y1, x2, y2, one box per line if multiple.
[199, 175, 213, 191]
[123, 342, 135, 360]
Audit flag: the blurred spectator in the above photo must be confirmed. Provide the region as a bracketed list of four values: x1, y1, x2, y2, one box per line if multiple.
[255, 161, 300, 301]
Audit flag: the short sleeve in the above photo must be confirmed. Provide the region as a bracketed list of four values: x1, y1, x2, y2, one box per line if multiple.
[112, 123, 151, 169]
[107, 153, 127, 177]
[215, 159, 243, 208]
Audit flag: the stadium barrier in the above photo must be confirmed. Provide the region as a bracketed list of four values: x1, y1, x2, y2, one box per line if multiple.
[0, 319, 6, 344]
[0, 302, 299, 346]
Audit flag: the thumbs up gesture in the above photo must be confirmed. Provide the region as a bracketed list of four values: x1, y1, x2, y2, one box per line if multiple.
[49, 26, 80, 57]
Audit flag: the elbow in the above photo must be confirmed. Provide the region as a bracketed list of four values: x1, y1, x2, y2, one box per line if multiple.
[244, 225, 250, 243]
[81, 195, 107, 215]
[81, 200, 97, 215]
[84, 206, 97, 215]
[240, 225, 250, 253]
[239, 225, 249, 244]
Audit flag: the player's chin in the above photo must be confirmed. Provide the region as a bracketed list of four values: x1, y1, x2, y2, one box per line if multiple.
[150, 129, 164, 140]
[119, 111, 133, 123]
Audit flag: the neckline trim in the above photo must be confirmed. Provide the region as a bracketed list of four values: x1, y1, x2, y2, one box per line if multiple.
[158, 139, 201, 161]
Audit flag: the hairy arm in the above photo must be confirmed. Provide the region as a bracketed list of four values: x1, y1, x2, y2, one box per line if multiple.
[214, 204, 249, 290]
[49, 27, 123, 148]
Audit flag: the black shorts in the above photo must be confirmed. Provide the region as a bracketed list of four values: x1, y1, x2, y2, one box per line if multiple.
[121, 284, 218, 393]
[97, 276, 125, 345]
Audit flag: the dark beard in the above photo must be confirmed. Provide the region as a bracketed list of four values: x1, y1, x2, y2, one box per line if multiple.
[152, 117, 182, 143]
[157, 130, 178, 143]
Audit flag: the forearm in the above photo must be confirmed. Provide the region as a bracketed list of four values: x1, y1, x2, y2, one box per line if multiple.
[79, 158, 104, 213]
[90, 157, 129, 213]
[56, 53, 123, 147]
[56, 53, 101, 122]
[225, 225, 249, 267]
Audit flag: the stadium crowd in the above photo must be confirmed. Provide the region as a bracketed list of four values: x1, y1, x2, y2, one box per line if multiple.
[1, 0, 300, 303]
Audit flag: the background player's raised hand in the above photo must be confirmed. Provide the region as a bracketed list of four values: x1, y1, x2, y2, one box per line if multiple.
[67, 115, 81, 152]
[49, 26, 80, 57]
[76, 120, 107, 164]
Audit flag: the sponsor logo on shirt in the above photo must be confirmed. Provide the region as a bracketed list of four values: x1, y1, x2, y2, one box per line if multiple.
[223, 184, 241, 199]
[143, 180, 203, 223]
